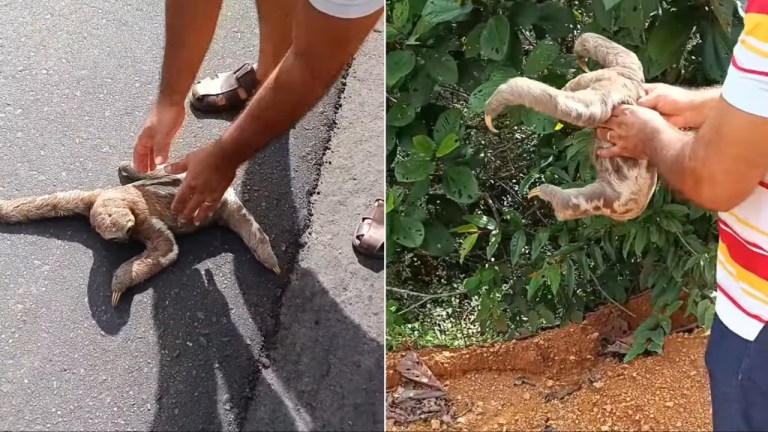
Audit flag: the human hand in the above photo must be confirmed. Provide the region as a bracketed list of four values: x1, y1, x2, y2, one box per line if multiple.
[133, 101, 186, 173]
[637, 83, 707, 129]
[595, 105, 676, 160]
[164, 139, 239, 225]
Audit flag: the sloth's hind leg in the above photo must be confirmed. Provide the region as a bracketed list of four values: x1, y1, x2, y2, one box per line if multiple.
[484, 77, 613, 131]
[216, 193, 281, 274]
[528, 181, 619, 221]
[110, 218, 179, 307]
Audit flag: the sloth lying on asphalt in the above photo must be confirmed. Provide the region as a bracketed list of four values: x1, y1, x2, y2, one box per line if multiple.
[0, 161, 280, 306]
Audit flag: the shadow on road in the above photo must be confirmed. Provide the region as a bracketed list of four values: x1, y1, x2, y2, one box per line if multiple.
[0, 128, 383, 431]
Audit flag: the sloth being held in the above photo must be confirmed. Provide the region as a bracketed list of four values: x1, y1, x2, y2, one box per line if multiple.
[0, 162, 281, 307]
[484, 32, 658, 222]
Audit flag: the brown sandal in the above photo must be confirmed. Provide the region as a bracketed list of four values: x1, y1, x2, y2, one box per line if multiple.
[353, 198, 385, 258]
[189, 63, 261, 113]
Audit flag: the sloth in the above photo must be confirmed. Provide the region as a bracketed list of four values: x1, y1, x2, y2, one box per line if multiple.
[484, 32, 658, 222]
[0, 161, 280, 306]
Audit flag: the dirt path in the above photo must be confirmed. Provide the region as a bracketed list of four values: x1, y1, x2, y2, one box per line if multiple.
[386, 294, 714, 431]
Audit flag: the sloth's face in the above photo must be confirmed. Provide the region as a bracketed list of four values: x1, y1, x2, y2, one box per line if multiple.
[91, 206, 135, 242]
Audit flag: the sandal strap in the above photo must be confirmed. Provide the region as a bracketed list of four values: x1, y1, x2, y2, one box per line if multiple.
[358, 218, 385, 253]
[201, 63, 259, 96]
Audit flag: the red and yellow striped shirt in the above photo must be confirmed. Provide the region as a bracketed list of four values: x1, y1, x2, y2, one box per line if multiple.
[717, 0, 768, 341]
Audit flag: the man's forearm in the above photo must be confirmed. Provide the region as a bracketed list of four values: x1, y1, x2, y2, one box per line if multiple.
[216, 1, 382, 167]
[646, 129, 702, 203]
[689, 86, 723, 123]
[157, 0, 223, 105]
[217, 49, 342, 166]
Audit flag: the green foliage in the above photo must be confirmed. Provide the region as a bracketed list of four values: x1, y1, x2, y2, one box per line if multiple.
[385, 0, 740, 359]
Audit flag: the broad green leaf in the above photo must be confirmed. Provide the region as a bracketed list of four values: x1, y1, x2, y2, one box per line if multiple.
[536, 304, 557, 326]
[487, 229, 502, 259]
[463, 274, 482, 294]
[593, 0, 615, 29]
[527, 276, 544, 301]
[590, 243, 604, 272]
[602, 0, 623, 9]
[386, 126, 396, 154]
[663, 203, 690, 217]
[386, 191, 396, 213]
[509, 231, 527, 265]
[645, 10, 695, 77]
[564, 259, 575, 295]
[394, 158, 435, 182]
[531, 229, 549, 261]
[391, 215, 425, 248]
[463, 214, 497, 229]
[523, 41, 560, 77]
[543, 264, 562, 296]
[481, 15, 511, 61]
[468, 78, 507, 113]
[392, 0, 410, 27]
[617, 0, 658, 36]
[623, 340, 648, 363]
[386, 24, 402, 43]
[513, 1, 540, 26]
[421, 0, 474, 24]
[527, 308, 540, 331]
[522, 108, 558, 134]
[427, 52, 459, 85]
[442, 166, 480, 204]
[635, 226, 648, 256]
[460, 233, 479, 263]
[536, 1, 577, 39]
[433, 108, 464, 144]
[436, 134, 460, 157]
[712, 0, 735, 32]
[519, 170, 539, 196]
[421, 221, 456, 256]
[564, 129, 593, 160]
[464, 23, 485, 58]
[411, 135, 436, 158]
[704, 302, 716, 329]
[603, 235, 617, 261]
[386, 187, 406, 216]
[386, 100, 416, 126]
[386, 50, 416, 88]
[451, 224, 479, 233]
[405, 178, 430, 205]
[408, 69, 436, 107]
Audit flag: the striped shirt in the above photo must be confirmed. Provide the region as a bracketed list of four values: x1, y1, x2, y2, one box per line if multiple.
[717, 0, 768, 341]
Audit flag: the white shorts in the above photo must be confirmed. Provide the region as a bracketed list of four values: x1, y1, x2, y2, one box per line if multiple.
[308, 0, 384, 19]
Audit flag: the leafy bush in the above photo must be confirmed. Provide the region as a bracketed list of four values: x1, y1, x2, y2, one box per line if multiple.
[385, 0, 742, 360]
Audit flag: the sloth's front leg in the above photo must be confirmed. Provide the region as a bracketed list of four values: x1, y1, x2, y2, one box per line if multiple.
[110, 218, 179, 307]
[484, 77, 613, 132]
[528, 181, 619, 221]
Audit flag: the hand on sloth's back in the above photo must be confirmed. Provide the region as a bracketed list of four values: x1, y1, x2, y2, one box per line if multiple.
[637, 83, 703, 129]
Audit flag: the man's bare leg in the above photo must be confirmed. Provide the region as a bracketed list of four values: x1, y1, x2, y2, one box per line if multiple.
[189, 0, 298, 113]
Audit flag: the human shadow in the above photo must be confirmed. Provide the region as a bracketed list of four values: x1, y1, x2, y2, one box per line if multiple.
[233, 145, 385, 431]
[0, 211, 283, 431]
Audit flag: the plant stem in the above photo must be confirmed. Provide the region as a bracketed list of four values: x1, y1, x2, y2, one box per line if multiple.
[388, 287, 466, 314]
[587, 270, 637, 318]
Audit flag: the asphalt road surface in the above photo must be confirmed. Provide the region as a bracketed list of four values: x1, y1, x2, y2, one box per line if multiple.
[0, 1, 384, 431]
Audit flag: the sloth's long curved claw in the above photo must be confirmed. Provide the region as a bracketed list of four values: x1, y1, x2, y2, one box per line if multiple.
[484, 114, 499, 134]
[111, 291, 122, 307]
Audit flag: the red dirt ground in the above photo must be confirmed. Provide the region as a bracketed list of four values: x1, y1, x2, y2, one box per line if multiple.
[386, 293, 713, 431]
